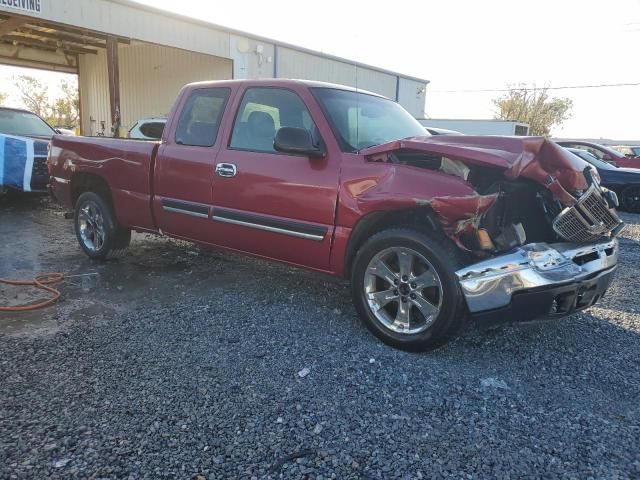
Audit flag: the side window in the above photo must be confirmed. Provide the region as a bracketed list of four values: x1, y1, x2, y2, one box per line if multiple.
[139, 121, 165, 139]
[230, 87, 317, 153]
[175, 88, 230, 147]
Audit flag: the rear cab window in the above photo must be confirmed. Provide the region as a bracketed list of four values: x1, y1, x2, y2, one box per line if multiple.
[175, 88, 230, 147]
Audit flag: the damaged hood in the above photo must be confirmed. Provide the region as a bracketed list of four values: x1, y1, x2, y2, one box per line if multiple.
[361, 136, 589, 205]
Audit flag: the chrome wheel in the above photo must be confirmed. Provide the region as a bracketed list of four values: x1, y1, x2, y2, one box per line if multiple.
[364, 247, 443, 334]
[78, 201, 106, 252]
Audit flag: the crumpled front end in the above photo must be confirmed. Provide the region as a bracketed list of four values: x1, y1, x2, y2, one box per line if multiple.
[456, 238, 618, 323]
[360, 136, 624, 253]
[354, 135, 623, 321]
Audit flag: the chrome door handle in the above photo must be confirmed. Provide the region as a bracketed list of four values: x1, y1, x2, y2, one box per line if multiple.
[216, 163, 237, 178]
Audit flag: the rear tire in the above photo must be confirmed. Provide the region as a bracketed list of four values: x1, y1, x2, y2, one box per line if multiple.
[351, 228, 466, 352]
[74, 192, 131, 260]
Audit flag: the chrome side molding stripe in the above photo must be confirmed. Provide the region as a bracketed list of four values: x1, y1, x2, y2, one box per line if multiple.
[212, 209, 327, 241]
[161, 199, 209, 218]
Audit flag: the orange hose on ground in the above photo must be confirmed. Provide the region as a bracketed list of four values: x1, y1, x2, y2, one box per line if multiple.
[0, 273, 64, 312]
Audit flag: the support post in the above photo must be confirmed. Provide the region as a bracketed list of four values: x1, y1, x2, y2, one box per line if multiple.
[106, 35, 121, 137]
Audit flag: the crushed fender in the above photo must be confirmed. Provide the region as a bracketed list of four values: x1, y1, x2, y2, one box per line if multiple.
[429, 193, 499, 248]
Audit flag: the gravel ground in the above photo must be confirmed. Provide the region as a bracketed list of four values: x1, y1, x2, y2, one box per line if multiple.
[1, 196, 639, 479]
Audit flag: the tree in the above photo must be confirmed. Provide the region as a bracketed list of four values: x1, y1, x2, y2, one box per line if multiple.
[14, 75, 50, 118]
[12, 75, 79, 127]
[49, 79, 79, 127]
[493, 85, 573, 136]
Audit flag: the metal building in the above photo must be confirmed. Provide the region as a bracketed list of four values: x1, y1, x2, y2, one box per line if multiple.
[0, 0, 429, 136]
[418, 119, 530, 136]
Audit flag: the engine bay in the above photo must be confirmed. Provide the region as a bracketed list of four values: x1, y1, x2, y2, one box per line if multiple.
[366, 148, 623, 258]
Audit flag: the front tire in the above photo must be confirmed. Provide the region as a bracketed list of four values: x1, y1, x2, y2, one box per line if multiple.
[351, 228, 466, 352]
[74, 192, 131, 260]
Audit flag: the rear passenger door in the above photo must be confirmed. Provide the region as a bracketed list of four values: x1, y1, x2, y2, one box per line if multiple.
[211, 86, 340, 270]
[153, 87, 231, 241]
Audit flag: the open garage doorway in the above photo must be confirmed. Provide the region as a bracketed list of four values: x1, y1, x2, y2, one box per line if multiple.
[0, 65, 79, 134]
[0, 13, 232, 137]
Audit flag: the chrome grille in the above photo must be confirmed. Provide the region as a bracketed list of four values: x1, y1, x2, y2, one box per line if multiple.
[553, 186, 622, 243]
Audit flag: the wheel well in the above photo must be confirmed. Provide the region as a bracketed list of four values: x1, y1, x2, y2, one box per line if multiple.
[70, 173, 113, 207]
[344, 207, 440, 278]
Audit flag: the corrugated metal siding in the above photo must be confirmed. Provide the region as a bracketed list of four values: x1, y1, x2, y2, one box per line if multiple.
[117, 43, 232, 129]
[229, 35, 275, 80]
[353, 67, 396, 99]
[278, 47, 358, 85]
[78, 50, 110, 136]
[36, 0, 231, 58]
[277, 48, 397, 99]
[397, 77, 427, 118]
[78, 43, 232, 135]
[7, 0, 428, 118]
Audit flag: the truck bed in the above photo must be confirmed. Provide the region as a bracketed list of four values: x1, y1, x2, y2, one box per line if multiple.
[49, 135, 160, 231]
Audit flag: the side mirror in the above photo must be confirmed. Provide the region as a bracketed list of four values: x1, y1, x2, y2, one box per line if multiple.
[274, 127, 325, 157]
[55, 128, 62, 134]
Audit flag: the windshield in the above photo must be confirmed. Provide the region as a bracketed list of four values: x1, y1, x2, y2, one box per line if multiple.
[0, 109, 56, 137]
[312, 88, 428, 152]
[632, 147, 640, 156]
[570, 149, 616, 170]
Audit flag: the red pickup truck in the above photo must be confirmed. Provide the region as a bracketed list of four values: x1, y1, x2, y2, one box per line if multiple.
[48, 79, 623, 351]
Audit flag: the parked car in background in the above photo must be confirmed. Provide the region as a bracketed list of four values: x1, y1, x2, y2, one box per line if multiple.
[49, 79, 622, 351]
[128, 117, 167, 140]
[556, 141, 628, 167]
[424, 127, 463, 135]
[612, 145, 640, 159]
[54, 127, 77, 136]
[567, 148, 640, 212]
[0, 107, 54, 192]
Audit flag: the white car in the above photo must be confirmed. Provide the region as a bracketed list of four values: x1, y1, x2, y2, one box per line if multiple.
[127, 117, 166, 140]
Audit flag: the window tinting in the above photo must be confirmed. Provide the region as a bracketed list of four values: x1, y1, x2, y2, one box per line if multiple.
[139, 121, 165, 139]
[175, 88, 229, 147]
[230, 88, 318, 153]
[312, 88, 427, 152]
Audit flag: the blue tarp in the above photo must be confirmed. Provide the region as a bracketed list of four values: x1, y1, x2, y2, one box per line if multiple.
[0, 134, 34, 191]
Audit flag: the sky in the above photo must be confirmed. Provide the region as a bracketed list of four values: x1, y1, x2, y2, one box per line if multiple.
[1, 0, 639, 139]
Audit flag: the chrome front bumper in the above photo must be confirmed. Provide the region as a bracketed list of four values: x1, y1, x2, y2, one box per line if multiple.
[456, 238, 618, 314]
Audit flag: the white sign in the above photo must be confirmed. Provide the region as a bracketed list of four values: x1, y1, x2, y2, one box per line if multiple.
[0, 0, 42, 14]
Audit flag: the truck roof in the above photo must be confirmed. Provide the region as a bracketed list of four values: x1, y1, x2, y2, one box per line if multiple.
[183, 78, 385, 98]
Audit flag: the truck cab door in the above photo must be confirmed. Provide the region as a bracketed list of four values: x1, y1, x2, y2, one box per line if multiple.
[153, 87, 231, 241]
[211, 86, 341, 271]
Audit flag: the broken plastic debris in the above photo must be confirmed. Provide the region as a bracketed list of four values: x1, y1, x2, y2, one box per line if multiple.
[54, 458, 71, 468]
[480, 377, 509, 390]
[297, 367, 310, 378]
[65, 272, 99, 292]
